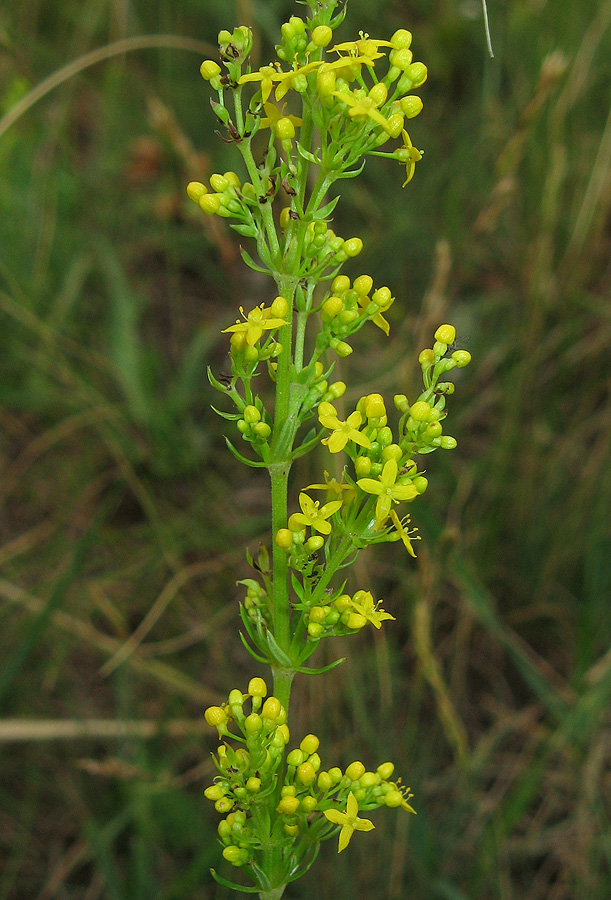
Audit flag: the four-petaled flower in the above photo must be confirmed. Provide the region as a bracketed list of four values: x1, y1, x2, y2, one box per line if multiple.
[305, 472, 357, 505]
[332, 89, 392, 133]
[288, 493, 342, 535]
[330, 33, 392, 60]
[396, 129, 423, 186]
[357, 294, 392, 335]
[389, 508, 419, 558]
[318, 407, 372, 454]
[258, 102, 302, 133]
[274, 60, 324, 101]
[222, 304, 287, 347]
[239, 60, 323, 104]
[323, 791, 375, 853]
[238, 65, 278, 104]
[357, 458, 418, 526]
[350, 590, 395, 629]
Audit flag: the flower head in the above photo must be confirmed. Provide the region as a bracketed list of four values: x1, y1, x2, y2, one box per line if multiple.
[318, 407, 372, 454]
[389, 509, 419, 557]
[305, 472, 357, 505]
[323, 791, 375, 853]
[350, 590, 395, 629]
[222, 304, 287, 347]
[258, 102, 302, 135]
[288, 493, 342, 535]
[332, 89, 392, 133]
[396, 128, 423, 186]
[357, 458, 418, 526]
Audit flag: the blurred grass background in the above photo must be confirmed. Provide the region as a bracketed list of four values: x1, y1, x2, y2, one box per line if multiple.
[1, 0, 610, 897]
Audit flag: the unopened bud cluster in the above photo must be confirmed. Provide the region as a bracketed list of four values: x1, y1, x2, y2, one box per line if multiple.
[204, 683, 415, 869]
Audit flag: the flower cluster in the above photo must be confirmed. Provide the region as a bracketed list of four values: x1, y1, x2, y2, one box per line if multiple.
[189, 4, 472, 893]
[204, 678, 415, 876]
[307, 589, 395, 637]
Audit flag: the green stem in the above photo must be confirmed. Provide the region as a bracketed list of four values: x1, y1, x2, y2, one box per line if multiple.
[309, 535, 354, 606]
[259, 888, 286, 900]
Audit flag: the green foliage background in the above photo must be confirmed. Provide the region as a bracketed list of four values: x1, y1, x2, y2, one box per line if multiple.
[1, 1, 610, 898]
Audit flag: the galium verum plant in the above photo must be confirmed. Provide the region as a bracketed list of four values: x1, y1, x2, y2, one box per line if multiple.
[188, 2, 471, 896]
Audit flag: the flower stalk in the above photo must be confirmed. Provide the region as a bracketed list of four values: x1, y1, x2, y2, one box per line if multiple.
[192, 2, 471, 895]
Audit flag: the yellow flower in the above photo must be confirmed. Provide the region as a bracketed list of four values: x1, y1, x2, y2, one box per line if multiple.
[274, 60, 325, 101]
[356, 293, 392, 335]
[350, 590, 395, 629]
[239, 60, 323, 103]
[332, 89, 391, 132]
[323, 791, 375, 853]
[222, 304, 287, 347]
[258, 102, 302, 134]
[389, 509, 418, 558]
[288, 493, 342, 535]
[305, 471, 357, 505]
[330, 34, 392, 60]
[357, 458, 418, 526]
[239, 65, 278, 103]
[318, 408, 372, 454]
[396, 129, 423, 186]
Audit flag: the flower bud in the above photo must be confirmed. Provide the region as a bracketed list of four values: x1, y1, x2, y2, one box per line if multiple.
[317, 771, 333, 791]
[332, 275, 351, 293]
[342, 237, 363, 257]
[274, 117, 296, 141]
[384, 790, 404, 808]
[287, 748, 305, 767]
[210, 173, 229, 193]
[261, 696, 282, 719]
[244, 713, 263, 733]
[200, 60, 222, 81]
[345, 761, 366, 781]
[353, 274, 374, 296]
[419, 348, 436, 368]
[406, 62, 427, 87]
[300, 733, 320, 755]
[275, 528, 293, 549]
[452, 349, 471, 367]
[297, 762, 317, 785]
[311, 25, 333, 47]
[409, 401, 432, 422]
[277, 796, 300, 815]
[434, 324, 456, 345]
[413, 475, 428, 494]
[271, 295, 289, 318]
[346, 612, 367, 629]
[204, 706, 227, 727]
[305, 535, 325, 553]
[391, 29, 413, 49]
[355, 456, 371, 477]
[321, 296, 343, 320]
[222, 845, 248, 866]
[186, 181, 207, 203]
[248, 677, 267, 698]
[399, 96, 424, 118]
[334, 340, 353, 357]
[301, 796, 317, 813]
[369, 83, 388, 106]
[204, 783, 226, 800]
[199, 193, 221, 215]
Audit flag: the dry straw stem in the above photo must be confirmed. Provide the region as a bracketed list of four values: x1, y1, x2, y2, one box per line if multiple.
[0, 718, 210, 742]
[0, 35, 217, 140]
[100, 558, 232, 675]
[0, 578, 219, 704]
[412, 551, 470, 767]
